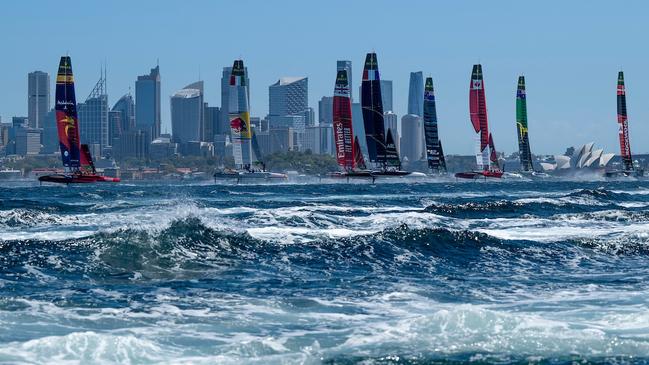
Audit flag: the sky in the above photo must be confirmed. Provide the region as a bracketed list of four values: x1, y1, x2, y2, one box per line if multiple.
[1, 0, 648, 155]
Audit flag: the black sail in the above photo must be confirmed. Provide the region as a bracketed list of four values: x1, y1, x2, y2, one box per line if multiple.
[361, 53, 386, 164]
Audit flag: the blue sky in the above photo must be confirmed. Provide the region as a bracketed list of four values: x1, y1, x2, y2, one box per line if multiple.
[1, 0, 648, 155]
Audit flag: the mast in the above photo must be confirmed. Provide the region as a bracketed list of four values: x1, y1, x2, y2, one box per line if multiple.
[617, 71, 633, 171]
[469, 64, 492, 171]
[55, 56, 81, 172]
[229, 60, 252, 169]
[516, 76, 534, 171]
[423, 77, 444, 173]
[361, 52, 387, 167]
[332, 69, 355, 171]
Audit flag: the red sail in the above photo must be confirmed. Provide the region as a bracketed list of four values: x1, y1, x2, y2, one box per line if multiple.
[79, 144, 96, 174]
[488, 134, 498, 166]
[617, 71, 633, 171]
[469, 64, 489, 157]
[333, 70, 354, 170]
[353, 136, 366, 170]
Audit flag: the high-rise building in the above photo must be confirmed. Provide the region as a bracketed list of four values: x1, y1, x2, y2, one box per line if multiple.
[220, 65, 249, 137]
[401, 114, 424, 162]
[42, 109, 58, 154]
[380, 80, 393, 112]
[268, 77, 308, 128]
[204, 104, 221, 142]
[358, 79, 392, 112]
[170, 81, 204, 145]
[112, 93, 135, 135]
[408, 71, 424, 116]
[304, 125, 333, 155]
[78, 74, 109, 154]
[318, 96, 333, 126]
[28, 71, 50, 129]
[135, 65, 161, 139]
[337, 60, 352, 101]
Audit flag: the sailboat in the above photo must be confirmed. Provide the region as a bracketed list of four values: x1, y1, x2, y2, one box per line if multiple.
[38, 56, 120, 184]
[214, 59, 286, 182]
[361, 52, 410, 177]
[605, 71, 643, 178]
[423, 77, 447, 174]
[329, 69, 372, 179]
[455, 64, 503, 179]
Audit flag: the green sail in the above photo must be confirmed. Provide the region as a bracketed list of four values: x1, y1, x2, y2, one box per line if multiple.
[516, 76, 533, 171]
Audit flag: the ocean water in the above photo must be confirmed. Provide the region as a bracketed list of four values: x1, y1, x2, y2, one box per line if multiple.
[2, 180, 649, 364]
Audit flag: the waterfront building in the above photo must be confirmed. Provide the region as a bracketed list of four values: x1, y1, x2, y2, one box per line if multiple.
[401, 114, 424, 162]
[28, 71, 50, 129]
[78, 74, 109, 154]
[268, 77, 308, 130]
[408, 71, 424, 116]
[318, 96, 333, 126]
[304, 125, 333, 155]
[170, 81, 204, 146]
[135, 65, 161, 139]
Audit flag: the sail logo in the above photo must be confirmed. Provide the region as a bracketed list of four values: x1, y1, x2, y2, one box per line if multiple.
[472, 80, 482, 90]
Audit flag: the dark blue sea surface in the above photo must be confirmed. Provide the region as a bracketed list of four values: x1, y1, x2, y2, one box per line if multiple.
[1, 180, 649, 364]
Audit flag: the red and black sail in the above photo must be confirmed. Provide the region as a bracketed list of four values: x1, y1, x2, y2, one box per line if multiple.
[333, 70, 355, 170]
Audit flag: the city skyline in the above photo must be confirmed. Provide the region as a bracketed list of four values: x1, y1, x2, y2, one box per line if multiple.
[1, 1, 649, 155]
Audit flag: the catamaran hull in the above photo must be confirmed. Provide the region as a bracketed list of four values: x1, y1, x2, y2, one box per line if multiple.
[214, 171, 287, 181]
[329, 171, 374, 179]
[455, 171, 503, 179]
[38, 174, 120, 184]
[371, 170, 412, 177]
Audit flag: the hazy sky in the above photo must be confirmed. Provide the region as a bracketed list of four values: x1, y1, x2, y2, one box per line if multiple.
[1, 0, 648, 155]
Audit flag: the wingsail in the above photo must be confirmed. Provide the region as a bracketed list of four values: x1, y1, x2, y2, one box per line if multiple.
[55, 56, 81, 170]
[516, 76, 534, 171]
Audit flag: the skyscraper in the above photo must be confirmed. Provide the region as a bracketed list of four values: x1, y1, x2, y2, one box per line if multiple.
[380, 80, 393, 112]
[220, 65, 249, 137]
[401, 114, 424, 162]
[337, 60, 352, 101]
[28, 71, 50, 129]
[171, 81, 204, 145]
[408, 71, 424, 116]
[112, 93, 135, 136]
[135, 65, 161, 139]
[268, 77, 308, 131]
[78, 74, 109, 154]
[318, 96, 333, 126]
[204, 104, 220, 141]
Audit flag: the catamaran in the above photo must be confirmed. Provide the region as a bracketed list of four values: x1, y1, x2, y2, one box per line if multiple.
[38, 56, 120, 184]
[214, 59, 286, 182]
[605, 71, 643, 178]
[423, 77, 447, 175]
[329, 69, 372, 180]
[455, 64, 503, 179]
[361, 52, 411, 177]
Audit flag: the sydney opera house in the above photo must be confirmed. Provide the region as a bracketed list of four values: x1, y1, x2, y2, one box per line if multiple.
[540, 142, 615, 174]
